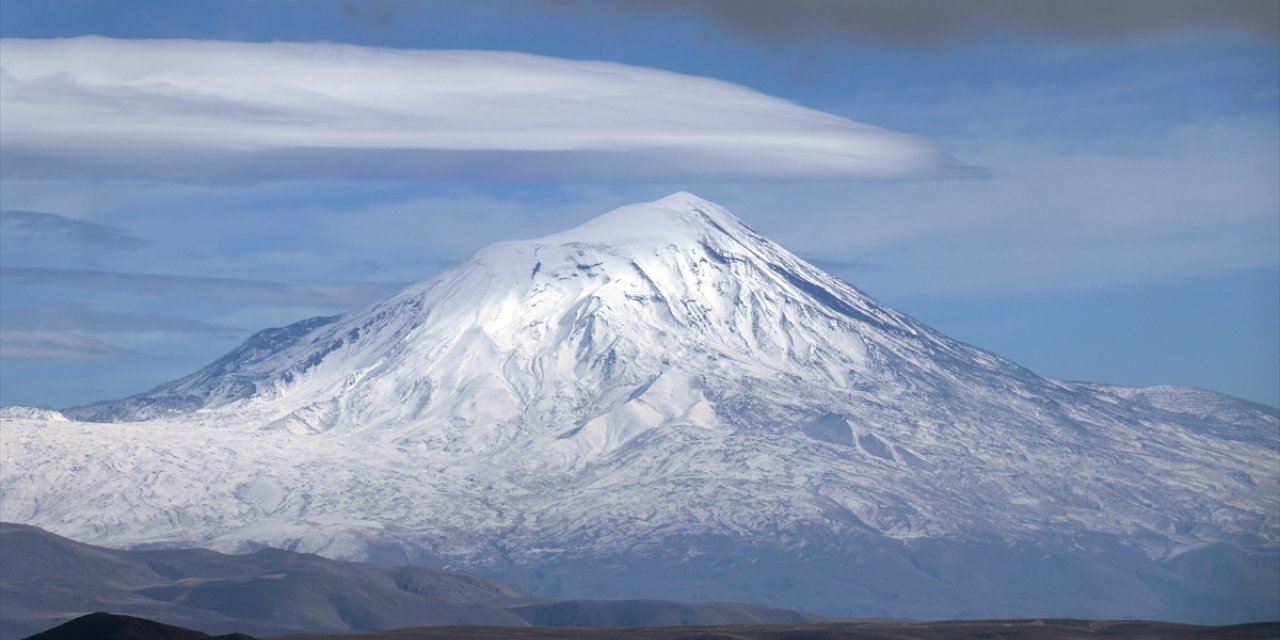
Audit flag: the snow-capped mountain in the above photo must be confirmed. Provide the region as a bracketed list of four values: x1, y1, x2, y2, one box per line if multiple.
[3, 193, 1277, 623]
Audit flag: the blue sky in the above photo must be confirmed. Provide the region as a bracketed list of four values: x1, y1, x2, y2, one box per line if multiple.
[0, 0, 1277, 408]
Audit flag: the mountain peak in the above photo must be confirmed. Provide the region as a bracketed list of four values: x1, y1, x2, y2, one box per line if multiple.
[653, 190, 725, 211]
[538, 191, 749, 248]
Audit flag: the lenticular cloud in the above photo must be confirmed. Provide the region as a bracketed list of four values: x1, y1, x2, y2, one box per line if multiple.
[0, 37, 949, 182]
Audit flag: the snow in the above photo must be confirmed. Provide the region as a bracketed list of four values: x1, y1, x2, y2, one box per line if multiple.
[539, 192, 742, 246]
[0, 406, 68, 422]
[2, 192, 1277, 620]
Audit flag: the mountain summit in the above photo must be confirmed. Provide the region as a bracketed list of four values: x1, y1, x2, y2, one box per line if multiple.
[64, 192, 1027, 458]
[6, 193, 1278, 623]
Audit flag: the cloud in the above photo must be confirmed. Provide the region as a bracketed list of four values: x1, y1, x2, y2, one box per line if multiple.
[0, 37, 953, 183]
[0, 304, 240, 338]
[580, 0, 1279, 46]
[0, 331, 142, 361]
[713, 113, 1279, 298]
[0, 210, 146, 249]
[0, 267, 408, 307]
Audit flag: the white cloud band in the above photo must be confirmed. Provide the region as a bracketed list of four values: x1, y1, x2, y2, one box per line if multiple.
[0, 37, 951, 182]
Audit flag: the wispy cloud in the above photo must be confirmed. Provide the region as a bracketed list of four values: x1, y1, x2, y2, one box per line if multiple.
[0, 37, 954, 183]
[0, 267, 408, 307]
[0, 304, 240, 338]
[720, 113, 1279, 297]
[0, 331, 142, 362]
[0, 210, 146, 249]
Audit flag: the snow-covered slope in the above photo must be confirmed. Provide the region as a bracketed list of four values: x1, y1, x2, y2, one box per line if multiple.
[4, 193, 1277, 623]
[0, 406, 67, 422]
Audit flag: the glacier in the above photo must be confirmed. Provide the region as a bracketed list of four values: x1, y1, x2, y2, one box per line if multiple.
[2, 192, 1276, 622]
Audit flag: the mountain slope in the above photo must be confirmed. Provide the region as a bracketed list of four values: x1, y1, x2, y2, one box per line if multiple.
[0, 523, 812, 640]
[4, 193, 1277, 624]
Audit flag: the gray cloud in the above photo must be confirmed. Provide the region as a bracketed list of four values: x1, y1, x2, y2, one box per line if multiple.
[341, 0, 422, 28]
[0, 210, 146, 249]
[0, 267, 408, 307]
[570, 0, 1279, 46]
[0, 304, 240, 338]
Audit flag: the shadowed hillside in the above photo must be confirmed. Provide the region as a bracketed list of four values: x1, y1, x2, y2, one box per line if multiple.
[0, 524, 811, 640]
[22, 613, 1280, 640]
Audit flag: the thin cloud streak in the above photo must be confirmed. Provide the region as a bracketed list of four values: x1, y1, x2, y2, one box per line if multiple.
[0, 304, 240, 338]
[0, 331, 142, 362]
[0, 37, 954, 183]
[0, 210, 146, 249]
[0, 267, 409, 307]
